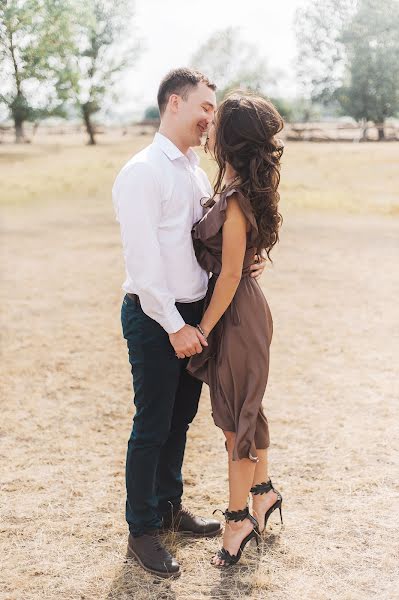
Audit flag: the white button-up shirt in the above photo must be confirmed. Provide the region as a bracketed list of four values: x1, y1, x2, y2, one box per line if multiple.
[112, 132, 212, 334]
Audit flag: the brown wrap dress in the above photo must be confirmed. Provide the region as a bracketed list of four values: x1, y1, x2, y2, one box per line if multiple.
[186, 187, 273, 462]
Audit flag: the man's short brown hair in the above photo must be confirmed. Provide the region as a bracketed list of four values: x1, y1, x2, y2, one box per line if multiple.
[157, 67, 216, 116]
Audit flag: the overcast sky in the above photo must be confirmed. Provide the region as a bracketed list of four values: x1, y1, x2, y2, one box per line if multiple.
[114, 0, 306, 119]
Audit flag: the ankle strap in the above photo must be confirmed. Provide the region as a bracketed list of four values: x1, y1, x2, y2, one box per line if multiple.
[225, 507, 250, 522]
[250, 479, 274, 495]
[213, 506, 259, 528]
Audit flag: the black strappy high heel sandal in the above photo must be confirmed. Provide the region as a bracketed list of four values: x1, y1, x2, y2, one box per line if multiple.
[250, 479, 283, 533]
[211, 506, 260, 567]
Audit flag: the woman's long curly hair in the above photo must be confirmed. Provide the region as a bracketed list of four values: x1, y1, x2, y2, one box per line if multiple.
[210, 92, 284, 260]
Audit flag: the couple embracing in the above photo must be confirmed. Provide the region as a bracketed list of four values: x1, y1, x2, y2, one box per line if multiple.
[112, 67, 284, 578]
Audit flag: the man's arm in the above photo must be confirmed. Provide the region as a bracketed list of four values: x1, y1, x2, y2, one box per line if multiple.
[114, 162, 207, 356]
[115, 161, 185, 333]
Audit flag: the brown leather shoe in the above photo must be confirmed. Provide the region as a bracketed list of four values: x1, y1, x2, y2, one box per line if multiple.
[126, 532, 181, 579]
[161, 504, 222, 537]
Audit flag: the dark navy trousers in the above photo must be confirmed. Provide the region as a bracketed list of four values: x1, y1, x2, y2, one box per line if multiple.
[121, 293, 204, 536]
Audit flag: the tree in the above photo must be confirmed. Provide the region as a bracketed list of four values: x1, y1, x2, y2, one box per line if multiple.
[338, 0, 399, 139]
[143, 105, 160, 121]
[294, 0, 356, 103]
[268, 98, 294, 122]
[190, 27, 278, 101]
[59, 0, 141, 145]
[0, 0, 72, 142]
[295, 0, 399, 138]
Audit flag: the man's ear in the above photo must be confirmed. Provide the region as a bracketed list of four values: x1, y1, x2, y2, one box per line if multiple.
[168, 94, 180, 114]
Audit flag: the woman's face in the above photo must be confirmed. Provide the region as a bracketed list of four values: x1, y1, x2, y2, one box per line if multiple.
[205, 120, 216, 154]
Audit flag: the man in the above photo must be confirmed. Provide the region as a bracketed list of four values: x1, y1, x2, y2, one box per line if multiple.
[112, 68, 265, 579]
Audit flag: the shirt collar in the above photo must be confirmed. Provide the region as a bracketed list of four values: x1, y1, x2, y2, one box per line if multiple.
[154, 132, 200, 168]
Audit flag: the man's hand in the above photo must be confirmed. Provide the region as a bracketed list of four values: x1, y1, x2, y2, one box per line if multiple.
[169, 324, 208, 359]
[250, 254, 267, 279]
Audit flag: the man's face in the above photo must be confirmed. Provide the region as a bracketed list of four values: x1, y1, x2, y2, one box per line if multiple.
[176, 82, 217, 148]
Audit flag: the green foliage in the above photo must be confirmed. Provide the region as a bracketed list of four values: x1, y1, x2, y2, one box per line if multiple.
[0, 0, 141, 143]
[265, 96, 340, 123]
[295, 0, 399, 130]
[268, 98, 294, 121]
[58, 0, 141, 144]
[190, 27, 277, 101]
[143, 105, 160, 120]
[294, 0, 357, 103]
[337, 0, 399, 127]
[0, 0, 73, 140]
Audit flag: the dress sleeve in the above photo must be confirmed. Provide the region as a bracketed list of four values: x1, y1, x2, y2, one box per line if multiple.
[193, 187, 259, 245]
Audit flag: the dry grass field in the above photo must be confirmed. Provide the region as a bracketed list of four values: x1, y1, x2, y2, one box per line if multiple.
[1, 133, 399, 600]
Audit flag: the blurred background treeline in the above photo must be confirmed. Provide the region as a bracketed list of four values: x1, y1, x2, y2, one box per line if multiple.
[1, 0, 399, 145]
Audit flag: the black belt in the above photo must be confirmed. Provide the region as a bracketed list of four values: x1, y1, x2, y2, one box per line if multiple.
[127, 293, 140, 306]
[127, 293, 204, 307]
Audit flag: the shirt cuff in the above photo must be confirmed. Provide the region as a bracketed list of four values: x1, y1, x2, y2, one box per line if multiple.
[161, 309, 186, 334]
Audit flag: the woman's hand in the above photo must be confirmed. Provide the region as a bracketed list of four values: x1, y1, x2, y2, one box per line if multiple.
[250, 254, 266, 279]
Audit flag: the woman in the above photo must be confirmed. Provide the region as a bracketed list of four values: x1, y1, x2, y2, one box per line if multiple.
[186, 92, 284, 567]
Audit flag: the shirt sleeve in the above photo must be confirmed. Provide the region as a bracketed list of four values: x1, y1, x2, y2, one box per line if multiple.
[113, 161, 185, 334]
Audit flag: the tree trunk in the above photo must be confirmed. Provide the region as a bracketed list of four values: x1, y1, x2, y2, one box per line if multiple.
[377, 124, 385, 141]
[82, 105, 96, 145]
[360, 119, 368, 141]
[32, 122, 39, 139]
[14, 118, 25, 143]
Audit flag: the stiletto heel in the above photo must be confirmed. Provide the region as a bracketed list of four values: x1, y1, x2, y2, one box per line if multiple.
[254, 529, 261, 553]
[250, 479, 283, 534]
[211, 506, 259, 567]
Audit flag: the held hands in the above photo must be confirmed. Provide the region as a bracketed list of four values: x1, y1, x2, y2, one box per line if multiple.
[250, 254, 266, 279]
[169, 256, 265, 359]
[169, 324, 208, 359]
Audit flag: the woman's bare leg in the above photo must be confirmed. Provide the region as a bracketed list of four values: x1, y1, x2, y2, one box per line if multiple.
[251, 448, 279, 532]
[252, 448, 269, 485]
[212, 431, 257, 566]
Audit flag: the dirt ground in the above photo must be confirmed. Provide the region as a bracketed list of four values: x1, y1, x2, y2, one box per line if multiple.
[1, 139, 399, 599]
